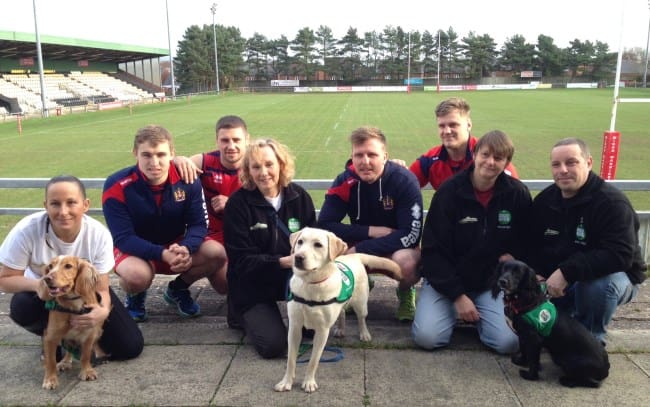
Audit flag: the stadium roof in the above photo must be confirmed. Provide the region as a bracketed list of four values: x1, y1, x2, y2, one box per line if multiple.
[0, 31, 169, 63]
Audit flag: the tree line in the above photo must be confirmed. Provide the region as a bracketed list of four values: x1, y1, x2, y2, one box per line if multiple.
[174, 24, 644, 94]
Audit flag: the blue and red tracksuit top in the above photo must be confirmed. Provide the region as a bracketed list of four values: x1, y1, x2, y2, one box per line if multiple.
[200, 150, 241, 241]
[317, 160, 423, 256]
[102, 164, 208, 261]
[409, 136, 519, 190]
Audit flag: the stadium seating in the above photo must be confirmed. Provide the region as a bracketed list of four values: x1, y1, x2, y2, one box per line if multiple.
[0, 72, 154, 114]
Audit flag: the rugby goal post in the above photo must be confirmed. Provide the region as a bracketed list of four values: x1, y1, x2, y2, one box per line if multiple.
[604, 1, 650, 180]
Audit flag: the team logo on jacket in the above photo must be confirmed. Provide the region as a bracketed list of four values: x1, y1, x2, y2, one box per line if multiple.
[497, 210, 512, 229]
[544, 228, 559, 236]
[288, 218, 301, 232]
[575, 217, 586, 243]
[174, 188, 186, 202]
[212, 173, 223, 184]
[382, 196, 394, 210]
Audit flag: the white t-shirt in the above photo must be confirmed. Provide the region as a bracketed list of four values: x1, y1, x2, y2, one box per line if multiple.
[0, 211, 114, 280]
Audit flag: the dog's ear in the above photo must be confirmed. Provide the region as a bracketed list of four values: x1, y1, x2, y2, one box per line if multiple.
[74, 259, 100, 303]
[289, 229, 303, 253]
[522, 263, 539, 289]
[327, 231, 348, 261]
[490, 261, 506, 299]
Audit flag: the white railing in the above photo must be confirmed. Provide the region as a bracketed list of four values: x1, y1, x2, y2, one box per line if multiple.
[1, 178, 649, 264]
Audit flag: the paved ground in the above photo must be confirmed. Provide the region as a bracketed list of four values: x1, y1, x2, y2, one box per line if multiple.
[1, 275, 648, 406]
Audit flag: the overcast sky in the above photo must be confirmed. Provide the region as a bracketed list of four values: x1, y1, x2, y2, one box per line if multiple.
[2, 0, 649, 55]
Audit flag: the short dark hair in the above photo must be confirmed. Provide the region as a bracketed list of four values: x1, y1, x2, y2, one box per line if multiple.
[216, 115, 247, 132]
[45, 175, 87, 199]
[474, 130, 515, 163]
[552, 137, 590, 160]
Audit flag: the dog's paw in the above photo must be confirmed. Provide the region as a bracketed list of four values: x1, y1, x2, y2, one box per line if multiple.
[56, 360, 72, 372]
[301, 379, 319, 393]
[333, 327, 345, 338]
[511, 352, 527, 367]
[274, 379, 293, 392]
[519, 369, 539, 381]
[42, 376, 58, 390]
[359, 330, 371, 342]
[79, 367, 98, 381]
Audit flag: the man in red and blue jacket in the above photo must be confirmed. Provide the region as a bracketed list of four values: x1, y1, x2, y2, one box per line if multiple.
[103, 125, 220, 322]
[409, 97, 518, 191]
[318, 126, 423, 322]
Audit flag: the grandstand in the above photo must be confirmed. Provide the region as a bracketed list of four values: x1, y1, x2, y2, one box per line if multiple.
[0, 31, 168, 117]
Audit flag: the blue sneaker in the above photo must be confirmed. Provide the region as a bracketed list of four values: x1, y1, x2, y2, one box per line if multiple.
[163, 284, 201, 318]
[126, 291, 148, 322]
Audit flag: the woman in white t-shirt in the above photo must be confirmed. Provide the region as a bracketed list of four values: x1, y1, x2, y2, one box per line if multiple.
[0, 175, 143, 361]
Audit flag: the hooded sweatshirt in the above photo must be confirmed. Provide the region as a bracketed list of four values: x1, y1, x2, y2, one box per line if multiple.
[318, 160, 423, 256]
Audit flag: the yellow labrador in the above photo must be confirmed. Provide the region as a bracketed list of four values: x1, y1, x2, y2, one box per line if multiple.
[274, 227, 402, 393]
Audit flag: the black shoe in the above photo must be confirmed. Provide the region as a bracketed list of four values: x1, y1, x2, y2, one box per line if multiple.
[226, 295, 242, 330]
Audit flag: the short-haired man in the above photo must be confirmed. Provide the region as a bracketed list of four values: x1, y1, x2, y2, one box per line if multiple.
[103, 125, 222, 322]
[174, 115, 249, 328]
[318, 126, 423, 321]
[528, 137, 646, 344]
[409, 97, 518, 190]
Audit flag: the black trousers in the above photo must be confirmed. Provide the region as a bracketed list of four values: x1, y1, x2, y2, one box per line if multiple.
[240, 302, 287, 359]
[10, 287, 143, 360]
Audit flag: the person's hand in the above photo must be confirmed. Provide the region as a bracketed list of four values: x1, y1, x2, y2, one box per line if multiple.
[36, 278, 53, 301]
[454, 294, 480, 323]
[174, 156, 202, 184]
[546, 269, 568, 298]
[70, 303, 109, 329]
[390, 158, 407, 168]
[279, 255, 293, 269]
[498, 253, 514, 263]
[211, 195, 229, 214]
[164, 245, 193, 273]
[368, 226, 393, 238]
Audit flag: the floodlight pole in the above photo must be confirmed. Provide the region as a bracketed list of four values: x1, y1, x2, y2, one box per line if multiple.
[643, 0, 650, 88]
[407, 31, 411, 94]
[165, 0, 176, 98]
[437, 30, 441, 93]
[32, 0, 48, 117]
[211, 3, 220, 93]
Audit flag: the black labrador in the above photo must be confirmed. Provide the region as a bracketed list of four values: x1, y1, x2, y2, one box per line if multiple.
[492, 260, 609, 388]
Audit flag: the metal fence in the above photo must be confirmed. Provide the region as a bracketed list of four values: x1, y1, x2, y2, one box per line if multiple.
[1, 178, 648, 264]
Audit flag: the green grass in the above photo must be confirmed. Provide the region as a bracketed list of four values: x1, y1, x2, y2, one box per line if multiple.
[1, 88, 649, 241]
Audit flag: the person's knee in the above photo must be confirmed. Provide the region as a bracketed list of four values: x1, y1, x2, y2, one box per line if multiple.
[392, 251, 421, 286]
[116, 268, 153, 293]
[9, 292, 45, 334]
[412, 320, 451, 350]
[255, 337, 286, 359]
[488, 336, 519, 355]
[196, 240, 227, 267]
[110, 334, 144, 360]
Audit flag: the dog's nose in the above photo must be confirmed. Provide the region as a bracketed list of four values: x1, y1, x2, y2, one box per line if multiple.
[498, 277, 508, 289]
[294, 254, 304, 268]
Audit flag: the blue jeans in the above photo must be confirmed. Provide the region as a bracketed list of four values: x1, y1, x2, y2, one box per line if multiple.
[412, 281, 518, 354]
[552, 271, 639, 342]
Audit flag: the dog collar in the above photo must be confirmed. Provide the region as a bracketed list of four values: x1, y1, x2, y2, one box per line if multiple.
[44, 293, 101, 315]
[288, 261, 355, 306]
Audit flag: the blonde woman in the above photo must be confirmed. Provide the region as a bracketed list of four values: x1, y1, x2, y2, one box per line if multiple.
[224, 138, 316, 358]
